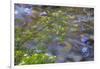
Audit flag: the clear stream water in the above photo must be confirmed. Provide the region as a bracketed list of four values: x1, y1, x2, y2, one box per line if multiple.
[15, 4, 94, 62]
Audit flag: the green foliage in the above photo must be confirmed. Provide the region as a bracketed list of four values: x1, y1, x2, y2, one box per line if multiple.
[15, 50, 24, 65]
[20, 54, 56, 65]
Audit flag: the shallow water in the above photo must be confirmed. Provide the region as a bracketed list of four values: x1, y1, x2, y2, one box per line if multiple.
[15, 4, 94, 64]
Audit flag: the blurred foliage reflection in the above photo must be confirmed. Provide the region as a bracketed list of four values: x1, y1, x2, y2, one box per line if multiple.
[14, 4, 94, 65]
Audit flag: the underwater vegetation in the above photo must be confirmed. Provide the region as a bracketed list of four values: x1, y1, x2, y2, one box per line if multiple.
[14, 4, 94, 65]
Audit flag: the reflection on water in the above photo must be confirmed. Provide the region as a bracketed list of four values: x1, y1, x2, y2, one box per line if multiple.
[15, 4, 94, 65]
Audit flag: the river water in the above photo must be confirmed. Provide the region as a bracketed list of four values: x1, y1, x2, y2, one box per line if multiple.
[15, 4, 94, 63]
